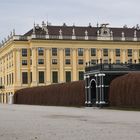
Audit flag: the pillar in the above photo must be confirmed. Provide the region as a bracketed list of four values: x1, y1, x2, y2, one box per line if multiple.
[59, 48, 64, 83]
[122, 49, 126, 63]
[85, 48, 90, 63]
[72, 48, 77, 81]
[100, 73, 105, 104]
[31, 48, 37, 86]
[84, 75, 91, 106]
[46, 48, 51, 85]
[97, 49, 102, 63]
[95, 74, 99, 104]
[15, 49, 21, 87]
[84, 75, 88, 105]
[28, 48, 31, 86]
[110, 49, 114, 63]
[95, 73, 105, 106]
[133, 49, 138, 63]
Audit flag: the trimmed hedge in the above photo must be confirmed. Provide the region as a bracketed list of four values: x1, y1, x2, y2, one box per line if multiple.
[14, 80, 85, 107]
[109, 73, 140, 108]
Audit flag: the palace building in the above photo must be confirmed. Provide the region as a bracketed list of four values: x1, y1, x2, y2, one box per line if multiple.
[0, 21, 140, 103]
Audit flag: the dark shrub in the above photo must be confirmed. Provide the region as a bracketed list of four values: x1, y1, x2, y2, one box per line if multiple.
[14, 80, 85, 107]
[109, 73, 140, 108]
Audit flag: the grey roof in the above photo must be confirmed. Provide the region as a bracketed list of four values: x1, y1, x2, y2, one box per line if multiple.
[22, 24, 140, 41]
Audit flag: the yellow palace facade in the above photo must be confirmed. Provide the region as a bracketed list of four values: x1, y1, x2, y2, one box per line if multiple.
[0, 22, 140, 103]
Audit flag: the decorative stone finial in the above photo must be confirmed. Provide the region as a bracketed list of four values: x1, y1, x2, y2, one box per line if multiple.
[122, 32, 125, 38]
[4, 38, 6, 42]
[59, 29, 62, 36]
[8, 35, 10, 40]
[10, 31, 12, 37]
[45, 28, 49, 35]
[97, 30, 100, 36]
[13, 29, 15, 35]
[42, 21, 45, 26]
[136, 24, 139, 30]
[72, 28, 75, 36]
[89, 23, 91, 27]
[97, 22, 99, 28]
[110, 31, 113, 36]
[85, 30, 88, 36]
[134, 30, 137, 38]
[121, 32, 125, 41]
[2, 40, 4, 44]
[33, 23, 36, 34]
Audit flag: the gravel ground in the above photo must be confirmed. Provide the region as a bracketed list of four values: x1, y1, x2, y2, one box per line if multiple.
[0, 104, 140, 140]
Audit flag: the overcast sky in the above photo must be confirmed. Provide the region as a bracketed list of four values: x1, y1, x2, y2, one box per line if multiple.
[0, 0, 140, 41]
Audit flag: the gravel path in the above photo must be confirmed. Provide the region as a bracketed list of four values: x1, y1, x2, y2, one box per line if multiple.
[0, 104, 140, 140]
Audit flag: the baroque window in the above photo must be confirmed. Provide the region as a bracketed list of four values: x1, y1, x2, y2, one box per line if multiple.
[39, 71, 44, 83]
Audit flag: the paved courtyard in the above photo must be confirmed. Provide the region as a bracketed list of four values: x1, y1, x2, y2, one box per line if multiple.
[0, 104, 140, 140]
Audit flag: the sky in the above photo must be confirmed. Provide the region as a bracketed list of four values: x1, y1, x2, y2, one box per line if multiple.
[0, 0, 140, 41]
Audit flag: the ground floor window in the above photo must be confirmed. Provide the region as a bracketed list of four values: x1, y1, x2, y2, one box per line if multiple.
[79, 71, 84, 80]
[39, 71, 44, 83]
[116, 60, 120, 64]
[22, 72, 28, 84]
[30, 72, 32, 83]
[52, 71, 58, 83]
[66, 71, 71, 82]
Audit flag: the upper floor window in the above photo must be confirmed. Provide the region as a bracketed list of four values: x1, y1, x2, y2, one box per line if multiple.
[78, 59, 84, 65]
[78, 48, 84, 56]
[52, 48, 57, 56]
[128, 49, 132, 57]
[38, 59, 44, 65]
[52, 59, 57, 65]
[91, 48, 96, 56]
[91, 59, 96, 65]
[22, 49, 27, 57]
[116, 49, 120, 57]
[38, 48, 44, 56]
[103, 49, 108, 57]
[65, 59, 71, 65]
[22, 60, 28, 65]
[65, 48, 70, 56]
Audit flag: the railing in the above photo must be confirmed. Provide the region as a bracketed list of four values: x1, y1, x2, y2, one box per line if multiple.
[2, 34, 140, 45]
[85, 63, 140, 72]
[35, 35, 46, 39]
